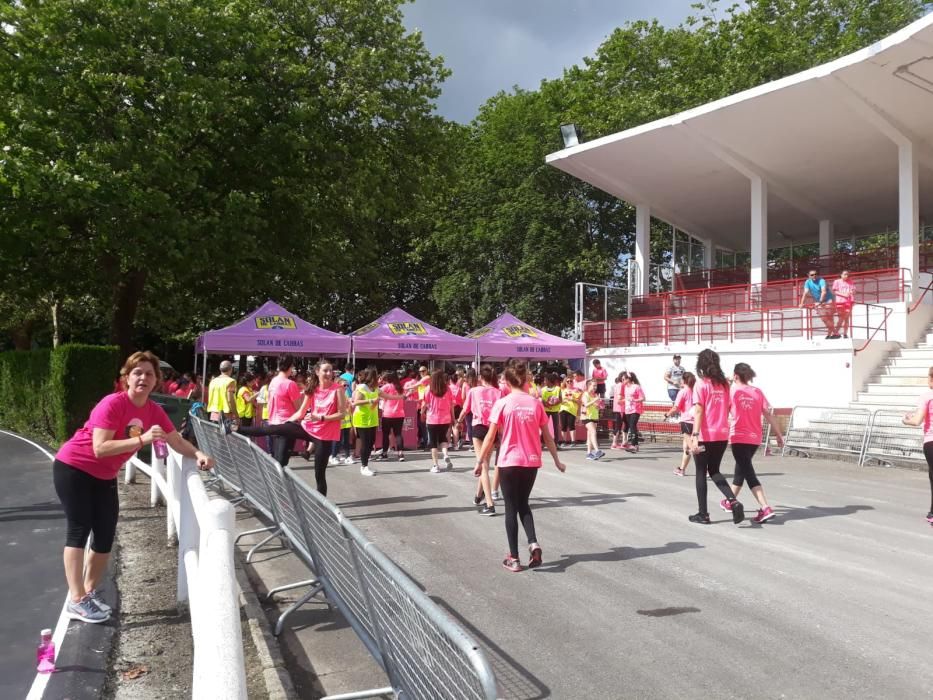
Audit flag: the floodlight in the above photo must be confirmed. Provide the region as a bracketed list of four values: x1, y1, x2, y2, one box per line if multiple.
[560, 123, 582, 148]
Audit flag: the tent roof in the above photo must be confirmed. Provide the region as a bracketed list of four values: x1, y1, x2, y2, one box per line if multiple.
[350, 307, 475, 359]
[196, 300, 350, 356]
[546, 12, 933, 249]
[470, 312, 586, 360]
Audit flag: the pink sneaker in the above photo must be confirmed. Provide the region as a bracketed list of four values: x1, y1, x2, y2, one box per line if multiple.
[673, 467, 685, 477]
[754, 506, 776, 523]
[719, 498, 733, 512]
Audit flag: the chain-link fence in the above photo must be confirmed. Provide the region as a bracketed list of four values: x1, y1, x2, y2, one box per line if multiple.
[192, 416, 498, 700]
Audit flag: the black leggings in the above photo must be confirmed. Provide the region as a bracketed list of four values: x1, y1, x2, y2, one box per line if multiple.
[731, 443, 761, 489]
[925, 442, 933, 511]
[53, 460, 119, 553]
[311, 439, 334, 496]
[613, 412, 626, 436]
[356, 426, 377, 466]
[548, 412, 560, 440]
[331, 427, 352, 458]
[625, 413, 640, 445]
[693, 441, 735, 514]
[499, 467, 539, 558]
[238, 420, 310, 467]
[381, 418, 404, 455]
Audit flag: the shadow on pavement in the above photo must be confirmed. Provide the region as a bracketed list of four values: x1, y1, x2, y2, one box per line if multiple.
[430, 596, 551, 700]
[767, 504, 874, 524]
[337, 494, 446, 508]
[532, 541, 704, 574]
[0, 501, 65, 522]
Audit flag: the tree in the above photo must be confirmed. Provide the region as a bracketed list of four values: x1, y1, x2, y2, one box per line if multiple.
[0, 0, 450, 352]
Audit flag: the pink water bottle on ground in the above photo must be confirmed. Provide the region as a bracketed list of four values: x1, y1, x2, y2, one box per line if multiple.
[36, 628, 55, 673]
[154, 439, 168, 460]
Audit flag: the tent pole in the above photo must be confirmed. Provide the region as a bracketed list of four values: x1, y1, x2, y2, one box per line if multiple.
[203, 349, 208, 391]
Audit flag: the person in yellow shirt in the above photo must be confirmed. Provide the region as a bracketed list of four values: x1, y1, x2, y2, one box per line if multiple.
[541, 373, 562, 445]
[206, 360, 238, 427]
[235, 373, 257, 428]
[559, 376, 581, 447]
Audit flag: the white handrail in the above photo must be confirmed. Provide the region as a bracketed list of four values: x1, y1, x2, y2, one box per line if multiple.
[126, 448, 247, 700]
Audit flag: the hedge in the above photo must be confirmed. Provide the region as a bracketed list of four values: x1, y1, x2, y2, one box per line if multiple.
[0, 344, 121, 445]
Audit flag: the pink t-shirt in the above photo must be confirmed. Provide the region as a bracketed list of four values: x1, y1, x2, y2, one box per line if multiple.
[673, 387, 694, 423]
[612, 382, 624, 413]
[380, 384, 406, 419]
[403, 378, 419, 400]
[268, 375, 301, 425]
[498, 379, 510, 398]
[730, 384, 771, 445]
[832, 279, 855, 304]
[489, 392, 549, 468]
[693, 378, 731, 442]
[424, 389, 454, 425]
[592, 367, 608, 382]
[462, 386, 501, 426]
[623, 384, 645, 414]
[301, 385, 341, 441]
[916, 390, 933, 444]
[452, 381, 465, 406]
[56, 392, 175, 480]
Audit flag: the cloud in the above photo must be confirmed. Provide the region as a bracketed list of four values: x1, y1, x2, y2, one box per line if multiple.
[402, 0, 698, 123]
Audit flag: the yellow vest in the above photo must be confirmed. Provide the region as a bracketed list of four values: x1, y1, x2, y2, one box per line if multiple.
[236, 386, 254, 419]
[207, 375, 236, 413]
[352, 387, 380, 428]
[542, 386, 561, 413]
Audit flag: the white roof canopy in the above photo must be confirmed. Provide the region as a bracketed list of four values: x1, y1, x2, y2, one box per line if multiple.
[546, 13, 933, 252]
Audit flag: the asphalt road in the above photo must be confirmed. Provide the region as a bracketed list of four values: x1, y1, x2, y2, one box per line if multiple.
[271, 442, 933, 699]
[0, 432, 67, 699]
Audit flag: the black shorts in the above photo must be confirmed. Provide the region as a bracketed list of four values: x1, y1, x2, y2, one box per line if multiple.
[560, 412, 576, 431]
[453, 405, 463, 420]
[582, 419, 598, 425]
[472, 423, 489, 441]
[53, 460, 120, 553]
[427, 423, 450, 448]
[680, 422, 694, 435]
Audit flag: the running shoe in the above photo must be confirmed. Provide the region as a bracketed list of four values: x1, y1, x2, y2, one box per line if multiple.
[754, 506, 776, 523]
[624, 445, 639, 453]
[492, 490, 501, 501]
[374, 453, 386, 462]
[480, 505, 496, 516]
[673, 467, 685, 477]
[585, 452, 595, 460]
[502, 555, 522, 573]
[328, 456, 338, 466]
[926, 511, 933, 524]
[430, 464, 441, 473]
[88, 589, 112, 615]
[344, 456, 355, 465]
[719, 498, 733, 512]
[528, 544, 543, 569]
[398, 454, 406, 462]
[688, 512, 711, 524]
[67, 594, 110, 623]
[444, 456, 453, 470]
[473, 494, 484, 506]
[593, 450, 605, 460]
[360, 466, 375, 477]
[731, 500, 745, 524]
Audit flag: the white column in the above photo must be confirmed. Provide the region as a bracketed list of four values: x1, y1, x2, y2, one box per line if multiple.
[701, 238, 713, 268]
[818, 219, 834, 257]
[750, 177, 768, 285]
[899, 143, 920, 295]
[634, 204, 650, 296]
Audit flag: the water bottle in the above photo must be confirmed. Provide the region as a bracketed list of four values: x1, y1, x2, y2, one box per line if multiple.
[154, 439, 168, 460]
[36, 628, 55, 673]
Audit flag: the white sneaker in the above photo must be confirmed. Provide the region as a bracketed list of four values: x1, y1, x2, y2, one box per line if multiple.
[360, 466, 375, 477]
[345, 456, 355, 465]
[430, 464, 441, 473]
[328, 456, 338, 466]
[444, 456, 453, 470]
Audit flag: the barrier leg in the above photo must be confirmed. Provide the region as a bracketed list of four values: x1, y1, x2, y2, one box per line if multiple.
[320, 688, 395, 700]
[273, 582, 325, 637]
[266, 578, 320, 601]
[245, 527, 284, 563]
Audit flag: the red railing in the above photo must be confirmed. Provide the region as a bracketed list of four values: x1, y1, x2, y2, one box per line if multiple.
[631, 268, 906, 320]
[674, 241, 933, 291]
[584, 302, 889, 348]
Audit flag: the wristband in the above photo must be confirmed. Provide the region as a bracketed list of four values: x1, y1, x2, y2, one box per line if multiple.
[691, 433, 700, 437]
[138, 436, 144, 449]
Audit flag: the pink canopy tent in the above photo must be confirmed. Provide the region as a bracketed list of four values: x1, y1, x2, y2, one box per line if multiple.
[195, 300, 351, 357]
[350, 307, 475, 360]
[469, 312, 585, 360]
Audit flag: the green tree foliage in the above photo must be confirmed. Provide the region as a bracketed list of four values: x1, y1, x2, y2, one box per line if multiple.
[0, 0, 449, 351]
[427, 0, 927, 332]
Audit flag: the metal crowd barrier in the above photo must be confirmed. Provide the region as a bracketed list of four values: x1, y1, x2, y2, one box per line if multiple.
[781, 405, 872, 459]
[191, 416, 498, 700]
[860, 409, 926, 467]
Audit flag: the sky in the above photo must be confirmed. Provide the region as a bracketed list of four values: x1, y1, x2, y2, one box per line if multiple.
[402, 0, 700, 123]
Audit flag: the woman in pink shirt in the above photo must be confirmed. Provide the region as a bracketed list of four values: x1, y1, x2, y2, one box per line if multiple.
[610, 372, 628, 449]
[622, 372, 645, 453]
[831, 270, 855, 339]
[591, 359, 608, 397]
[458, 364, 502, 514]
[689, 349, 745, 525]
[726, 364, 785, 524]
[54, 351, 214, 623]
[377, 372, 407, 462]
[665, 371, 696, 477]
[422, 369, 455, 473]
[478, 362, 565, 572]
[901, 365, 933, 526]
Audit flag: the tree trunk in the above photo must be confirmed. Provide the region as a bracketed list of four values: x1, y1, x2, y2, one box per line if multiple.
[110, 269, 148, 356]
[51, 300, 60, 348]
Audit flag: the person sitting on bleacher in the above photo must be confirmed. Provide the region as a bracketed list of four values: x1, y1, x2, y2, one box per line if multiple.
[798, 269, 839, 339]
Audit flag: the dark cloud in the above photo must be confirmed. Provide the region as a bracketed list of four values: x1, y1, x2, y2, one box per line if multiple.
[402, 0, 698, 123]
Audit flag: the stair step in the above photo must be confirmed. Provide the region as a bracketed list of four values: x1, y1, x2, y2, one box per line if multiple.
[873, 375, 929, 386]
[875, 366, 932, 377]
[860, 383, 927, 396]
